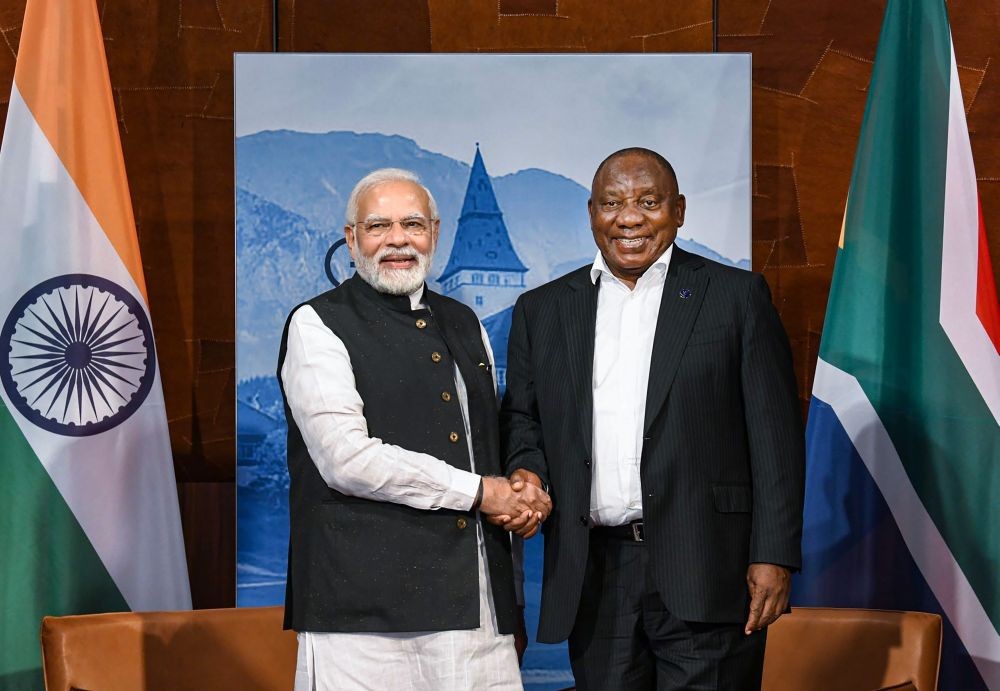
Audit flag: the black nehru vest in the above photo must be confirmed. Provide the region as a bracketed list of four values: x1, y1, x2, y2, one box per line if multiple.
[277, 275, 517, 634]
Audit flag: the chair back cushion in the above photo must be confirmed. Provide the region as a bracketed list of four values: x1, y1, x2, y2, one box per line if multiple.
[41, 606, 297, 690]
[762, 607, 942, 691]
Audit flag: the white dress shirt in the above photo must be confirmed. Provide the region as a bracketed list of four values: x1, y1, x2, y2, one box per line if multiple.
[281, 284, 522, 691]
[589, 245, 672, 526]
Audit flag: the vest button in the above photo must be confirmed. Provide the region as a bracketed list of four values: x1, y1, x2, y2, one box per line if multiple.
[456, 517, 468, 529]
[441, 391, 452, 402]
[579, 515, 589, 526]
[431, 352, 442, 363]
[449, 432, 460, 443]
[415, 318, 427, 329]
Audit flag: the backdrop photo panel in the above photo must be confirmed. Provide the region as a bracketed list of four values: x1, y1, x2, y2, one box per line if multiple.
[235, 53, 751, 689]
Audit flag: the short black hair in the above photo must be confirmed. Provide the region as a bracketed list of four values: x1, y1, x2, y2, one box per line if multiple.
[591, 147, 678, 191]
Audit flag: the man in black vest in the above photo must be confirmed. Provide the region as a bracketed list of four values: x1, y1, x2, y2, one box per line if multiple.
[499, 148, 805, 690]
[278, 168, 551, 690]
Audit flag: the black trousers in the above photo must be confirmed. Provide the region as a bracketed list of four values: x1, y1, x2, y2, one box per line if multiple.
[568, 531, 766, 691]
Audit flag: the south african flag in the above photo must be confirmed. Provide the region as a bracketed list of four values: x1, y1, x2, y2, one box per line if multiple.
[797, 0, 1000, 688]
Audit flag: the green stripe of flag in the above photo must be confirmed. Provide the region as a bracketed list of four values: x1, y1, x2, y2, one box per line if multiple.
[820, 0, 998, 629]
[0, 404, 128, 689]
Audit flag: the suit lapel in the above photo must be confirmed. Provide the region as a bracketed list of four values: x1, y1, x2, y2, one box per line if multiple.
[643, 247, 709, 435]
[559, 272, 598, 458]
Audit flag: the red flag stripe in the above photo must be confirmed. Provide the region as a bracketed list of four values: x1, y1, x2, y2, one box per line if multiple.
[975, 197, 1000, 354]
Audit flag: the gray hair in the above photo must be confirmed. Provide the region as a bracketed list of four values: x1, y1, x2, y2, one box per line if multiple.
[344, 168, 439, 226]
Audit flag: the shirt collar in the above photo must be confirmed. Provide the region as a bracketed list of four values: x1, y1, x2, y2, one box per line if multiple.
[408, 284, 426, 311]
[589, 243, 674, 286]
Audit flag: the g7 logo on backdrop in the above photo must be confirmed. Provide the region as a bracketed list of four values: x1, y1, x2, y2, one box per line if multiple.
[324, 239, 355, 288]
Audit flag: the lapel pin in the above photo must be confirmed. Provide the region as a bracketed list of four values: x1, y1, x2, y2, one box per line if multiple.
[679, 288, 693, 299]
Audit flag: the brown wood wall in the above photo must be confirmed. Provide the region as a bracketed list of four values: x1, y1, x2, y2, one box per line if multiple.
[0, 0, 996, 608]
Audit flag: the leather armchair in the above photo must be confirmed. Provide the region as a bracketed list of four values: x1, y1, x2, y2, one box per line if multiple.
[762, 607, 942, 690]
[41, 606, 296, 690]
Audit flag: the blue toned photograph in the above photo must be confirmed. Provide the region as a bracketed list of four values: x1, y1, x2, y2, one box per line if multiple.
[235, 53, 750, 689]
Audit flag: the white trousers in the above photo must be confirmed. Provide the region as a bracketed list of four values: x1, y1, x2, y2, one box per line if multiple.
[294, 530, 522, 691]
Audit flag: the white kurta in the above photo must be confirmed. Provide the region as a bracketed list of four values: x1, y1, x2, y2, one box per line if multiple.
[281, 285, 522, 691]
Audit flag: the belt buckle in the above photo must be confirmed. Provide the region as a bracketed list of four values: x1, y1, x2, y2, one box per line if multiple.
[631, 521, 644, 542]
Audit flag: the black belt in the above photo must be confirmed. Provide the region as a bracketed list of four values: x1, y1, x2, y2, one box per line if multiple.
[591, 520, 644, 542]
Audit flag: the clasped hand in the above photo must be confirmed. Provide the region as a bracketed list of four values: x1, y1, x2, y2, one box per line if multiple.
[480, 470, 551, 538]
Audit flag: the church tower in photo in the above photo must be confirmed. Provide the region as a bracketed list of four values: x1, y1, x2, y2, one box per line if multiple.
[439, 145, 528, 320]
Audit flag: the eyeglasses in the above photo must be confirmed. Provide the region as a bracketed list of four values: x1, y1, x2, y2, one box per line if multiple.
[355, 216, 436, 237]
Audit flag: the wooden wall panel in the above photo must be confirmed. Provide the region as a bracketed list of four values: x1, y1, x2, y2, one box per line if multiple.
[177, 481, 236, 608]
[277, 0, 713, 53]
[0, 4, 25, 126]
[277, 0, 431, 52]
[500, 0, 559, 16]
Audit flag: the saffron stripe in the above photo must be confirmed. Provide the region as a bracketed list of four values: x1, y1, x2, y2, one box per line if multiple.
[12, 0, 148, 304]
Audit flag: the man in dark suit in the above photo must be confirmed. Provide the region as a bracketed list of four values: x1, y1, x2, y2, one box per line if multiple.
[498, 148, 804, 690]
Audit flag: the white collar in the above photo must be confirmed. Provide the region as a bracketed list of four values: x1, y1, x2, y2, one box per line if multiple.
[408, 284, 426, 311]
[589, 243, 673, 286]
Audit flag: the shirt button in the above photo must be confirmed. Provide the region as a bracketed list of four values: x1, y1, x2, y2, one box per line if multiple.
[449, 432, 460, 443]
[431, 352, 442, 363]
[456, 517, 468, 529]
[415, 318, 427, 329]
[441, 391, 452, 402]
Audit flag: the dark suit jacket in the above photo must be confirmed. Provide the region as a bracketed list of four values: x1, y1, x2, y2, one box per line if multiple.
[500, 246, 805, 643]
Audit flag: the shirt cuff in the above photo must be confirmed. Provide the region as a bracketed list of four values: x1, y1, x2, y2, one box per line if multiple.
[439, 468, 483, 511]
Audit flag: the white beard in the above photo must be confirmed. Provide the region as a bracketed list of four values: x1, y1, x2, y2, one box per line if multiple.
[354, 244, 433, 296]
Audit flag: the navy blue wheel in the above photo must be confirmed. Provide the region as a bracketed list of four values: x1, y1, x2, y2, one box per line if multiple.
[0, 274, 156, 436]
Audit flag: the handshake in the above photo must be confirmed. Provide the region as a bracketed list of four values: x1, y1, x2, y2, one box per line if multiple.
[479, 470, 552, 538]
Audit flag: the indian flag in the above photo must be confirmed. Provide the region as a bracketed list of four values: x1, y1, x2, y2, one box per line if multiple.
[0, 0, 191, 687]
[796, 0, 999, 688]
